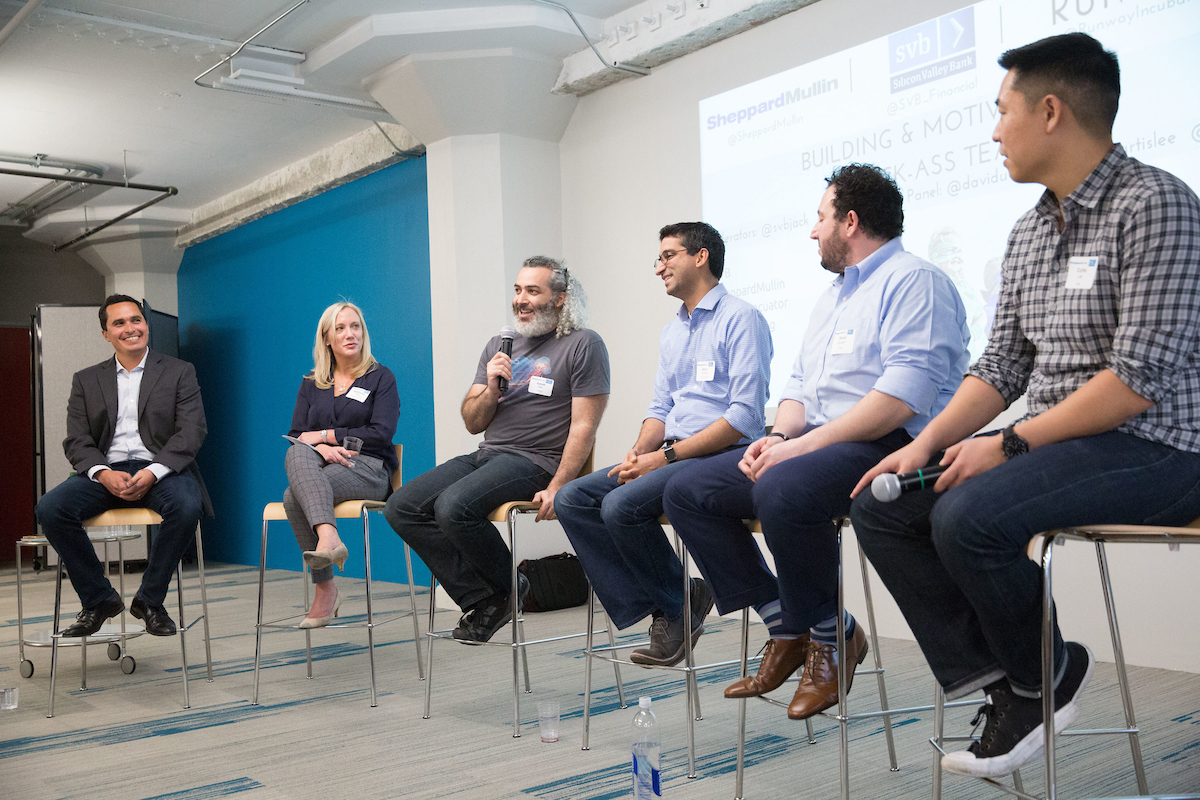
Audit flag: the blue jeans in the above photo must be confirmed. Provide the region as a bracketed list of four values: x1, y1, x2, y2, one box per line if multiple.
[554, 456, 723, 630]
[35, 460, 203, 608]
[663, 428, 911, 634]
[383, 449, 552, 609]
[850, 431, 1200, 699]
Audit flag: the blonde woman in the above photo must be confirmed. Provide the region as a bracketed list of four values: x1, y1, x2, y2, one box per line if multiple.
[284, 302, 399, 628]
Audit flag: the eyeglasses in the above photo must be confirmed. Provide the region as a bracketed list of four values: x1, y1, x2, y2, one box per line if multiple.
[654, 249, 694, 268]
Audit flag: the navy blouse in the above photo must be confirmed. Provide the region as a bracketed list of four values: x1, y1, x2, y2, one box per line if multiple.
[288, 364, 400, 475]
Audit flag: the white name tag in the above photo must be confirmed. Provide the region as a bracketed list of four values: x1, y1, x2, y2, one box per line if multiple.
[529, 376, 554, 396]
[1065, 256, 1098, 290]
[346, 387, 371, 402]
[830, 329, 855, 355]
[696, 360, 716, 382]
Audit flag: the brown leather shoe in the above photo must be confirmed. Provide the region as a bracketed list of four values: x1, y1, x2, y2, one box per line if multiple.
[787, 624, 869, 720]
[725, 635, 810, 698]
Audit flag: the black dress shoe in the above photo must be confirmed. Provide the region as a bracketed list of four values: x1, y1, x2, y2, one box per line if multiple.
[130, 596, 177, 636]
[61, 594, 125, 637]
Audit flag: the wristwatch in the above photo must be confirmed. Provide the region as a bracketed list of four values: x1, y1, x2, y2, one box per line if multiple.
[767, 431, 789, 441]
[662, 443, 678, 464]
[1001, 425, 1029, 460]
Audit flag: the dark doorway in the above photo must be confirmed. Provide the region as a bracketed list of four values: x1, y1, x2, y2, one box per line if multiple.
[0, 325, 34, 563]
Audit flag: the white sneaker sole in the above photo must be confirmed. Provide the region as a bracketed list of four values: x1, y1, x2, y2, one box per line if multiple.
[942, 645, 1095, 778]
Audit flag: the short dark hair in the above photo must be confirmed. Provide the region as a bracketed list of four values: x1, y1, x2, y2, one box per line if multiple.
[658, 221, 725, 280]
[100, 294, 144, 330]
[998, 33, 1120, 138]
[825, 164, 904, 241]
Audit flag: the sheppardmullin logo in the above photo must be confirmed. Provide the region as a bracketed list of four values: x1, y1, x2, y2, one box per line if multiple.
[707, 78, 838, 130]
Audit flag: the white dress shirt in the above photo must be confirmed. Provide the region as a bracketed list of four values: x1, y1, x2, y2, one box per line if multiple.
[88, 350, 173, 482]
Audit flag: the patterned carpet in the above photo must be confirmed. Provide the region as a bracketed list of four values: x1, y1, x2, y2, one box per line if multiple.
[2, 561, 1197, 799]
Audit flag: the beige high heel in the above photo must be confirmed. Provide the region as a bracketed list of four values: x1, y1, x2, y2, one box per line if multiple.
[302, 543, 349, 571]
[299, 587, 341, 629]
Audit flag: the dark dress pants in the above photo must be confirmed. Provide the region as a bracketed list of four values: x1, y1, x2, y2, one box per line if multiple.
[35, 459, 204, 609]
[663, 428, 910, 634]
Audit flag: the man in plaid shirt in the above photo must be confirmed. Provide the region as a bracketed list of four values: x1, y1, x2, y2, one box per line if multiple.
[851, 33, 1200, 778]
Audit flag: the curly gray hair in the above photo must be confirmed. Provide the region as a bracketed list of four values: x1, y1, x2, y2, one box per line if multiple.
[523, 255, 589, 338]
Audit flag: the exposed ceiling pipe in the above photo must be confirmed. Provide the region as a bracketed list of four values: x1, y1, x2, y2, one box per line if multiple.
[0, 153, 106, 226]
[0, 0, 45, 50]
[0, 166, 177, 252]
[0, 153, 104, 176]
[193, 0, 388, 116]
[528, 0, 650, 77]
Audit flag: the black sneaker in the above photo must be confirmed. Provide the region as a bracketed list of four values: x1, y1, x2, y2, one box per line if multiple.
[942, 642, 1094, 777]
[455, 573, 530, 644]
[630, 579, 712, 667]
[451, 608, 476, 641]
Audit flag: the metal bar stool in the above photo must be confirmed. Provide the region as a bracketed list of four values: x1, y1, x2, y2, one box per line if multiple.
[423, 452, 605, 737]
[253, 443, 423, 708]
[930, 521, 1200, 800]
[732, 518, 899, 800]
[16, 528, 141, 683]
[40, 508, 212, 717]
[581, 516, 738, 779]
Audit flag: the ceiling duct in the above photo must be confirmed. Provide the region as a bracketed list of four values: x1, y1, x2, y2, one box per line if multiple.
[194, 0, 392, 119]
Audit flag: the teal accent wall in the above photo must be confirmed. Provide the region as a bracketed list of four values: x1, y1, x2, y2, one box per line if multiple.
[177, 158, 434, 586]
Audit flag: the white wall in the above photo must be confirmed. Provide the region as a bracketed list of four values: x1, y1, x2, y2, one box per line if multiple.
[554, 0, 1200, 673]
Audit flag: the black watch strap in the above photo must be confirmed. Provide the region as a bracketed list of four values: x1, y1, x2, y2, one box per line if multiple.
[767, 431, 789, 441]
[1001, 425, 1029, 459]
[663, 443, 678, 463]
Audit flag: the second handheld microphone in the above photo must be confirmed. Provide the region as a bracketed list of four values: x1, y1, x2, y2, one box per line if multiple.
[870, 464, 948, 503]
[498, 326, 515, 392]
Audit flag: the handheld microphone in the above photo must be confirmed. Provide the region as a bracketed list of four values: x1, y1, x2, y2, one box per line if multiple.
[498, 326, 515, 392]
[871, 464, 948, 503]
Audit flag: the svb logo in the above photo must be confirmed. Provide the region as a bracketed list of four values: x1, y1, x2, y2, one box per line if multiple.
[889, 8, 976, 73]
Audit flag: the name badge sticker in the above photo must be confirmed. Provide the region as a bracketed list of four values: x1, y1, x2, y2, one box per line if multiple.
[696, 360, 716, 382]
[1066, 257, 1098, 290]
[529, 376, 554, 397]
[830, 329, 855, 355]
[346, 387, 371, 402]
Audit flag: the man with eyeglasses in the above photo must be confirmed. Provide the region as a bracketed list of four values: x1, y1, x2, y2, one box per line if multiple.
[556, 221, 773, 666]
[662, 164, 970, 721]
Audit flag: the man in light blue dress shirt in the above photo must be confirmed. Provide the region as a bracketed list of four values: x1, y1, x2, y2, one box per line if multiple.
[555, 222, 773, 667]
[663, 165, 970, 719]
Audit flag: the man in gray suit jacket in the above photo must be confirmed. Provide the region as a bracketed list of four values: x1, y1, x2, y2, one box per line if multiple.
[36, 295, 210, 637]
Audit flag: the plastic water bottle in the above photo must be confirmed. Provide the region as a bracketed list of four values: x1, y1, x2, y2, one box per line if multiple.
[632, 696, 662, 799]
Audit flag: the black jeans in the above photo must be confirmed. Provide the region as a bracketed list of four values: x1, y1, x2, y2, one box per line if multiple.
[383, 449, 552, 609]
[35, 460, 203, 608]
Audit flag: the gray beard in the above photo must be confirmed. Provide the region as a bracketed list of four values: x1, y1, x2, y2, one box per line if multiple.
[512, 305, 558, 338]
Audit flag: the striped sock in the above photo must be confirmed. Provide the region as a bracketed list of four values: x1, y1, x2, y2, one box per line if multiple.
[754, 599, 785, 635]
[810, 610, 856, 645]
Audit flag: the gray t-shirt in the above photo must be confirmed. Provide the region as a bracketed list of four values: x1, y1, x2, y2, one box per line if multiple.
[473, 327, 610, 475]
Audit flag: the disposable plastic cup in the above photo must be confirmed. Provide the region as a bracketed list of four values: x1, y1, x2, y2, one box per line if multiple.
[537, 700, 560, 743]
[0, 687, 17, 710]
[343, 437, 362, 467]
